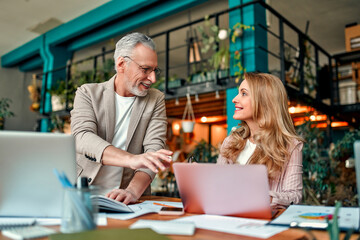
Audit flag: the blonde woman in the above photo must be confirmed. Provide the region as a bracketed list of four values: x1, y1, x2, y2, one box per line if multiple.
[218, 72, 304, 208]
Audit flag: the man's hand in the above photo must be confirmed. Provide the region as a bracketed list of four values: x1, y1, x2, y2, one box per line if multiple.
[129, 149, 173, 173]
[106, 189, 137, 204]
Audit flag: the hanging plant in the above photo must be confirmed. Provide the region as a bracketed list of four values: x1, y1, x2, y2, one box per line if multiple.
[197, 15, 254, 77]
[197, 16, 231, 71]
[231, 23, 254, 82]
[231, 22, 254, 43]
[233, 50, 245, 83]
[181, 93, 195, 133]
[27, 74, 41, 112]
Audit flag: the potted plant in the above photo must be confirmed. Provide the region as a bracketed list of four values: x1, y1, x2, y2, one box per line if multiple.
[197, 16, 254, 82]
[50, 58, 114, 112]
[0, 97, 15, 130]
[188, 139, 219, 163]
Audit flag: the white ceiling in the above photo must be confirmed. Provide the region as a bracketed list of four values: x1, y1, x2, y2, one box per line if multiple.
[269, 0, 360, 54]
[0, 0, 111, 57]
[0, 0, 359, 62]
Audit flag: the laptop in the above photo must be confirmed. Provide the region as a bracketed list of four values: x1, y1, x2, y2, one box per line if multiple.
[0, 131, 77, 218]
[173, 163, 273, 219]
[355, 140, 360, 206]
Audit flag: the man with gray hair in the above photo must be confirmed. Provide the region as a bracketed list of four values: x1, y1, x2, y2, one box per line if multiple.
[71, 32, 173, 204]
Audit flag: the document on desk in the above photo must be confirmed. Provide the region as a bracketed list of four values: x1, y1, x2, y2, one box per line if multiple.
[107, 201, 183, 220]
[269, 205, 359, 230]
[173, 215, 288, 239]
[172, 214, 288, 238]
[130, 220, 195, 235]
[0, 214, 107, 227]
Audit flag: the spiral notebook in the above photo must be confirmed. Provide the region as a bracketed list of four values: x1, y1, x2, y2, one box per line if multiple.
[0, 218, 35, 230]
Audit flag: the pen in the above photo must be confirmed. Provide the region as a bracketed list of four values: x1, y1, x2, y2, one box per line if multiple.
[153, 202, 177, 208]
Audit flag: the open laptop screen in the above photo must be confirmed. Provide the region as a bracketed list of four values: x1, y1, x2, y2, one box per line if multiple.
[0, 131, 76, 217]
[173, 163, 272, 219]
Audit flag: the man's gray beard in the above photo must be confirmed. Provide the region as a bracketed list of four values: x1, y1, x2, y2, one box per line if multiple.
[129, 85, 148, 97]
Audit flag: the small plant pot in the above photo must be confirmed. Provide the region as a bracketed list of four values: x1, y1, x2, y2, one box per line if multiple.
[51, 95, 65, 112]
[181, 120, 195, 133]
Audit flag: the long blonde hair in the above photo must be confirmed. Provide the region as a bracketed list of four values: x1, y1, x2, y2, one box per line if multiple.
[221, 73, 303, 179]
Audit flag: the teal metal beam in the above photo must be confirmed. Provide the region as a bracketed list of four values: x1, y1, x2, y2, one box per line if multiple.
[46, 0, 159, 46]
[1, 36, 42, 67]
[1, 0, 159, 68]
[2, 0, 205, 68]
[67, 0, 206, 51]
[19, 56, 43, 72]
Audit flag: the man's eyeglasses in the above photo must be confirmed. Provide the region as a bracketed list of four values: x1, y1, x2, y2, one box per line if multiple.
[124, 56, 161, 76]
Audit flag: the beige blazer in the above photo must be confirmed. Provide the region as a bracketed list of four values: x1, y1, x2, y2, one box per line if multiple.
[70, 75, 167, 195]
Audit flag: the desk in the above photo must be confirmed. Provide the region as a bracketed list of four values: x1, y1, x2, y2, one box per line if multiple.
[1, 196, 358, 240]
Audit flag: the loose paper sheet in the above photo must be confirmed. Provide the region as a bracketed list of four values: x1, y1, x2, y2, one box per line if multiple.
[173, 214, 288, 239]
[130, 219, 195, 235]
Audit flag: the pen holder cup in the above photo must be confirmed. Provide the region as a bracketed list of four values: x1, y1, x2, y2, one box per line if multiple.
[60, 186, 98, 233]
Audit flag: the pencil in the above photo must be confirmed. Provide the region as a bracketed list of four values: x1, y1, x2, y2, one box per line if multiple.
[153, 202, 176, 208]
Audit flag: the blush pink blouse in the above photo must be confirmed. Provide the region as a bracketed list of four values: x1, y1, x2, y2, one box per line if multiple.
[217, 136, 303, 208]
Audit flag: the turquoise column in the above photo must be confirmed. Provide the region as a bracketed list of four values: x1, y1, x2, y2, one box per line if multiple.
[226, 0, 268, 134]
[40, 36, 72, 132]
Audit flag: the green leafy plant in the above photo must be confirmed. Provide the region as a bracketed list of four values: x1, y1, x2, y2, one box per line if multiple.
[330, 128, 360, 161]
[0, 97, 15, 119]
[0, 97, 15, 130]
[188, 139, 219, 163]
[197, 16, 254, 83]
[152, 74, 180, 91]
[297, 117, 359, 207]
[303, 41, 317, 97]
[197, 16, 233, 71]
[328, 128, 360, 207]
[50, 58, 115, 109]
[327, 201, 341, 240]
[296, 119, 330, 205]
[49, 113, 65, 133]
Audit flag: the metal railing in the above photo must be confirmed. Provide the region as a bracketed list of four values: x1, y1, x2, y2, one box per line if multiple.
[36, 0, 359, 126]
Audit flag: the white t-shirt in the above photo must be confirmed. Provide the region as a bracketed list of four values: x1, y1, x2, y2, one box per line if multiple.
[236, 139, 257, 165]
[92, 93, 136, 195]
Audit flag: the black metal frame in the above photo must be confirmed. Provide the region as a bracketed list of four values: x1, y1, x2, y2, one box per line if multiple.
[37, 0, 359, 128]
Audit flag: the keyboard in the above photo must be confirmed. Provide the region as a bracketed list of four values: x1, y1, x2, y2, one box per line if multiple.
[0, 219, 35, 230]
[1, 225, 57, 240]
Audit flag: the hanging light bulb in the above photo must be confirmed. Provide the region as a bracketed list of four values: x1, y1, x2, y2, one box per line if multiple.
[289, 106, 296, 114]
[175, 98, 179, 105]
[215, 90, 220, 99]
[195, 93, 199, 102]
[218, 29, 228, 40]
